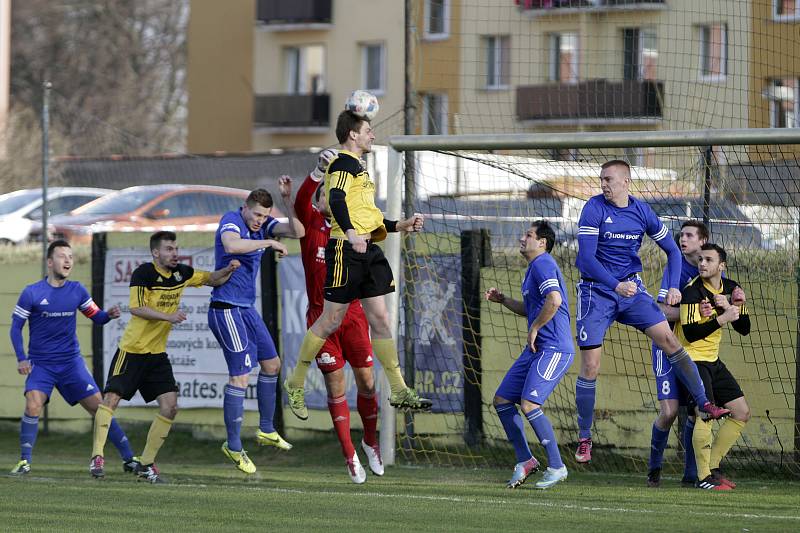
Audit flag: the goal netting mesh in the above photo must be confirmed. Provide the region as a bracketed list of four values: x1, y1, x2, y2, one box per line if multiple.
[392, 139, 799, 476]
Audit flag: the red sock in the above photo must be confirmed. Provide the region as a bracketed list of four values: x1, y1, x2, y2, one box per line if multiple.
[357, 391, 378, 447]
[328, 395, 354, 459]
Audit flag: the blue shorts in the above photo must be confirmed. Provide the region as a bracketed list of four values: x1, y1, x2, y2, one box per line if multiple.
[208, 305, 278, 377]
[25, 356, 100, 406]
[651, 343, 687, 402]
[495, 349, 574, 405]
[575, 277, 666, 348]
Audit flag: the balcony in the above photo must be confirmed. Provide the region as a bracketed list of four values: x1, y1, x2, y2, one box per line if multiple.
[516, 80, 664, 125]
[254, 94, 330, 132]
[256, 0, 332, 30]
[516, 0, 666, 17]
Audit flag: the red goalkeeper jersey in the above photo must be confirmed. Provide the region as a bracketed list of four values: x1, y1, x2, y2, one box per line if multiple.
[295, 174, 365, 320]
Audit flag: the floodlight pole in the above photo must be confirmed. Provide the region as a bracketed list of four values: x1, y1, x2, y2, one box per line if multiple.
[41, 80, 51, 434]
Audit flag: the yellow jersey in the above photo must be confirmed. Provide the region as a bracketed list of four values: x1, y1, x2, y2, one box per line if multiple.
[325, 150, 386, 241]
[675, 276, 750, 363]
[119, 262, 209, 354]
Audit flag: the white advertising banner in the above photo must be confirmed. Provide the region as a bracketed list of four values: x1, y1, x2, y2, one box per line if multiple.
[102, 247, 260, 409]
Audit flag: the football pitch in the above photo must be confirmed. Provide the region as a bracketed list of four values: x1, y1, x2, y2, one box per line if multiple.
[1, 428, 798, 532]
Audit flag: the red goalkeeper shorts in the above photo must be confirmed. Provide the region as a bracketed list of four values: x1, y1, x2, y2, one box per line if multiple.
[307, 303, 373, 374]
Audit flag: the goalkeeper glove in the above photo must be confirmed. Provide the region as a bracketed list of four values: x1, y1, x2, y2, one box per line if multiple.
[312, 148, 338, 181]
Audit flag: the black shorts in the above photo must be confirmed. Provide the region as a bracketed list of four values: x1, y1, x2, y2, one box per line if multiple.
[104, 349, 179, 403]
[688, 359, 744, 409]
[323, 239, 395, 304]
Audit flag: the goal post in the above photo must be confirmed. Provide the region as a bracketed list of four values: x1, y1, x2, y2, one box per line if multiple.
[388, 128, 800, 474]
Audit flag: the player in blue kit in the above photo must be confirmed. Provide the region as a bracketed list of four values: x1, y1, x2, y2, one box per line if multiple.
[9, 240, 137, 475]
[486, 221, 573, 489]
[209, 182, 305, 474]
[646, 221, 746, 487]
[573, 160, 730, 463]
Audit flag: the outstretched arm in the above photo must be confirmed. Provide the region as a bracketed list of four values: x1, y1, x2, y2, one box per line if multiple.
[485, 287, 526, 317]
[272, 175, 305, 239]
[205, 260, 241, 287]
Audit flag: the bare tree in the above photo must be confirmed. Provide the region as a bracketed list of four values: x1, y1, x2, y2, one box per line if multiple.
[8, 0, 187, 168]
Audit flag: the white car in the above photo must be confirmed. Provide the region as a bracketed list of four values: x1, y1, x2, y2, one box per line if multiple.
[0, 187, 112, 245]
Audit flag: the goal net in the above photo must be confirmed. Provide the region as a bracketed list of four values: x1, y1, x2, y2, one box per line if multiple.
[391, 129, 800, 475]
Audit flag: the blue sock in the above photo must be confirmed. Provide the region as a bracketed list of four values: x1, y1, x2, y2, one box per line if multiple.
[223, 384, 246, 451]
[108, 418, 134, 461]
[667, 349, 708, 406]
[525, 408, 563, 469]
[648, 422, 670, 471]
[257, 372, 278, 433]
[575, 377, 596, 440]
[683, 418, 698, 480]
[494, 403, 532, 463]
[20, 414, 39, 461]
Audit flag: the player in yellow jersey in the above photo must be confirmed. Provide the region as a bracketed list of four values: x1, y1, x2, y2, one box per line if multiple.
[89, 231, 240, 483]
[675, 243, 751, 491]
[284, 110, 432, 419]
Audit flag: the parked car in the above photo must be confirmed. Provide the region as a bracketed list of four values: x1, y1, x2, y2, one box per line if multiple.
[0, 187, 111, 245]
[647, 196, 763, 249]
[31, 184, 260, 244]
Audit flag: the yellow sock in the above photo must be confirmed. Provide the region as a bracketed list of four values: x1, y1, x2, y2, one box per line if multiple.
[693, 418, 713, 480]
[140, 415, 174, 465]
[371, 338, 407, 395]
[710, 418, 746, 470]
[288, 330, 326, 388]
[92, 405, 114, 458]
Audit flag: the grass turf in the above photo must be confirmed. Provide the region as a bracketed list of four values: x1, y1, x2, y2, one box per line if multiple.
[0, 426, 798, 532]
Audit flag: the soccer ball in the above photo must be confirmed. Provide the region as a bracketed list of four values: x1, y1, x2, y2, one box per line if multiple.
[344, 90, 379, 121]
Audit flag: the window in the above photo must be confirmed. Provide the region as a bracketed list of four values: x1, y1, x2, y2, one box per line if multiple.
[361, 43, 385, 94]
[699, 24, 727, 80]
[285, 45, 326, 94]
[424, 0, 449, 40]
[623, 28, 657, 81]
[422, 93, 448, 135]
[549, 33, 579, 83]
[775, 0, 800, 20]
[767, 78, 799, 128]
[484, 35, 510, 89]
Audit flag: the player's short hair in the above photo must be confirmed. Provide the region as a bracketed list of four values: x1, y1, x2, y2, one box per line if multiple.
[246, 189, 273, 210]
[681, 219, 710, 241]
[701, 242, 727, 263]
[531, 220, 556, 253]
[47, 239, 71, 258]
[336, 110, 368, 144]
[150, 230, 177, 251]
[315, 182, 325, 203]
[601, 159, 631, 173]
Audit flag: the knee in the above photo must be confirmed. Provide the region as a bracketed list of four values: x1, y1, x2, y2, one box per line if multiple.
[103, 393, 121, 411]
[580, 359, 600, 379]
[24, 399, 44, 418]
[734, 403, 751, 423]
[368, 312, 392, 338]
[260, 357, 280, 374]
[319, 314, 344, 337]
[493, 395, 509, 406]
[229, 374, 249, 389]
[161, 403, 178, 420]
[659, 403, 679, 426]
[520, 400, 540, 414]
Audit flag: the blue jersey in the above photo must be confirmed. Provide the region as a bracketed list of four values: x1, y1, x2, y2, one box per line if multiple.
[211, 209, 278, 307]
[576, 194, 680, 291]
[522, 253, 573, 353]
[11, 279, 101, 363]
[657, 256, 698, 303]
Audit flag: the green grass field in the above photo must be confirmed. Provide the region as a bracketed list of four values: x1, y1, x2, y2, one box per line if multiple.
[0, 427, 798, 532]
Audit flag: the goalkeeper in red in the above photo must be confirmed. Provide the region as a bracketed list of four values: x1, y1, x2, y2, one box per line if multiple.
[291, 149, 385, 483]
[284, 109, 432, 420]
